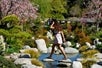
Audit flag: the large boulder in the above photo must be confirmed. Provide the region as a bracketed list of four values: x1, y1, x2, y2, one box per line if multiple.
[63, 41, 72, 47]
[94, 53, 102, 59]
[72, 61, 82, 68]
[91, 64, 102, 68]
[14, 58, 32, 65]
[65, 47, 79, 53]
[35, 39, 47, 53]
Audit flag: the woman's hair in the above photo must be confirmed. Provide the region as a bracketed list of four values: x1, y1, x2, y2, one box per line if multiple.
[51, 19, 62, 31]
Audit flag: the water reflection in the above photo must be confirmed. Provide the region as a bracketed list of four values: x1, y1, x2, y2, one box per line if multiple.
[39, 53, 80, 68]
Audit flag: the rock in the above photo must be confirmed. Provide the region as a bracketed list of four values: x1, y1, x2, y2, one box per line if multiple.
[95, 53, 102, 59]
[76, 58, 84, 62]
[86, 42, 92, 48]
[58, 59, 72, 63]
[35, 39, 47, 53]
[63, 41, 72, 47]
[10, 53, 20, 60]
[91, 64, 102, 68]
[76, 43, 81, 48]
[72, 61, 82, 68]
[43, 58, 54, 62]
[14, 58, 32, 65]
[65, 47, 79, 53]
[0, 35, 4, 43]
[21, 64, 42, 68]
[46, 31, 53, 40]
[23, 45, 31, 49]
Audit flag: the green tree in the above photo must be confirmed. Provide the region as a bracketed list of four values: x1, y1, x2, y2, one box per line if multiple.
[32, 0, 67, 19]
[51, 0, 67, 19]
[32, 0, 52, 19]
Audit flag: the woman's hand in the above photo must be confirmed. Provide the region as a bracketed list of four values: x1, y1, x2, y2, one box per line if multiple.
[50, 22, 54, 29]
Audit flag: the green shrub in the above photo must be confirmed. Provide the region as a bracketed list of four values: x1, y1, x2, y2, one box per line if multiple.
[79, 45, 88, 52]
[82, 60, 96, 68]
[31, 58, 44, 67]
[24, 49, 40, 59]
[1, 14, 19, 29]
[0, 29, 10, 37]
[24, 39, 36, 48]
[96, 44, 102, 53]
[82, 49, 99, 58]
[0, 56, 17, 68]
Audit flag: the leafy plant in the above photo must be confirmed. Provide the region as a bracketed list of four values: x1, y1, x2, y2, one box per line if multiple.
[24, 49, 40, 59]
[79, 45, 88, 52]
[0, 14, 19, 29]
[0, 56, 17, 68]
[82, 60, 96, 68]
[31, 58, 44, 67]
[96, 44, 102, 53]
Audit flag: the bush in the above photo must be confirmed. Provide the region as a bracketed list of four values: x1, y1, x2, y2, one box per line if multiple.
[31, 58, 43, 67]
[0, 56, 17, 68]
[96, 44, 102, 53]
[82, 60, 96, 68]
[24, 49, 40, 59]
[79, 45, 89, 52]
[0, 14, 19, 29]
[82, 49, 99, 58]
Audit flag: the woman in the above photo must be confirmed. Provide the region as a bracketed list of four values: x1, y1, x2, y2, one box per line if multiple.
[47, 19, 67, 60]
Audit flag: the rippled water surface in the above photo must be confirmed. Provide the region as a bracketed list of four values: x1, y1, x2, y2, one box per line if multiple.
[39, 53, 80, 68]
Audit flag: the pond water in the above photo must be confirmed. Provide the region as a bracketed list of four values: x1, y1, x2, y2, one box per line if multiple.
[39, 53, 81, 68]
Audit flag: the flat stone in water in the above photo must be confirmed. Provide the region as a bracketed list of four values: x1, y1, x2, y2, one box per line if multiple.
[43, 58, 54, 62]
[58, 59, 72, 63]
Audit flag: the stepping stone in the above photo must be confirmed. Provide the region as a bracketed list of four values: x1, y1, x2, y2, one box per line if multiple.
[43, 58, 54, 62]
[58, 59, 72, 63]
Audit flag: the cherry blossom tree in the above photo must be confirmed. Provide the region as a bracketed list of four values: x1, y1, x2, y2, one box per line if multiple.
[81, 0, 102, 31]
[0, 0, 38, 21]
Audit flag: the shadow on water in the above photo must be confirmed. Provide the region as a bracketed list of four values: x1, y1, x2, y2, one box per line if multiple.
[39, 53, 81, 68]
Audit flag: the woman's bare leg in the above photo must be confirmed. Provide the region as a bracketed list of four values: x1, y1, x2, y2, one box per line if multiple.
[48, 44, 56, 58]
[57, 44, 67, 60]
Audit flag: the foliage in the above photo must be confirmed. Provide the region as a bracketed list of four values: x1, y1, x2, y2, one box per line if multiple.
[0, 0, 37, 20]
[81, 0, 102, 32]
[32, 0, 52, 19]
[82, 49, 99, 58]
[24, 39, 36, 48]
[69, 4, 82, 17]
[74, 27, 92, 45]
[96, 44, 102, 53]
[0, 29, 10, 37]
[1, 14, 19, 26]
[0, 25, 32, 54]
[33, 0, 67, 19]
[24, 49, 40, 59]
[82, 60, 96, 68]
[89, 31, 102, 41]
[0, 56, 17, 68]
[31, 58, 44, 67]
[6, 31, 32, 53]
[79, 45, 89, 52]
